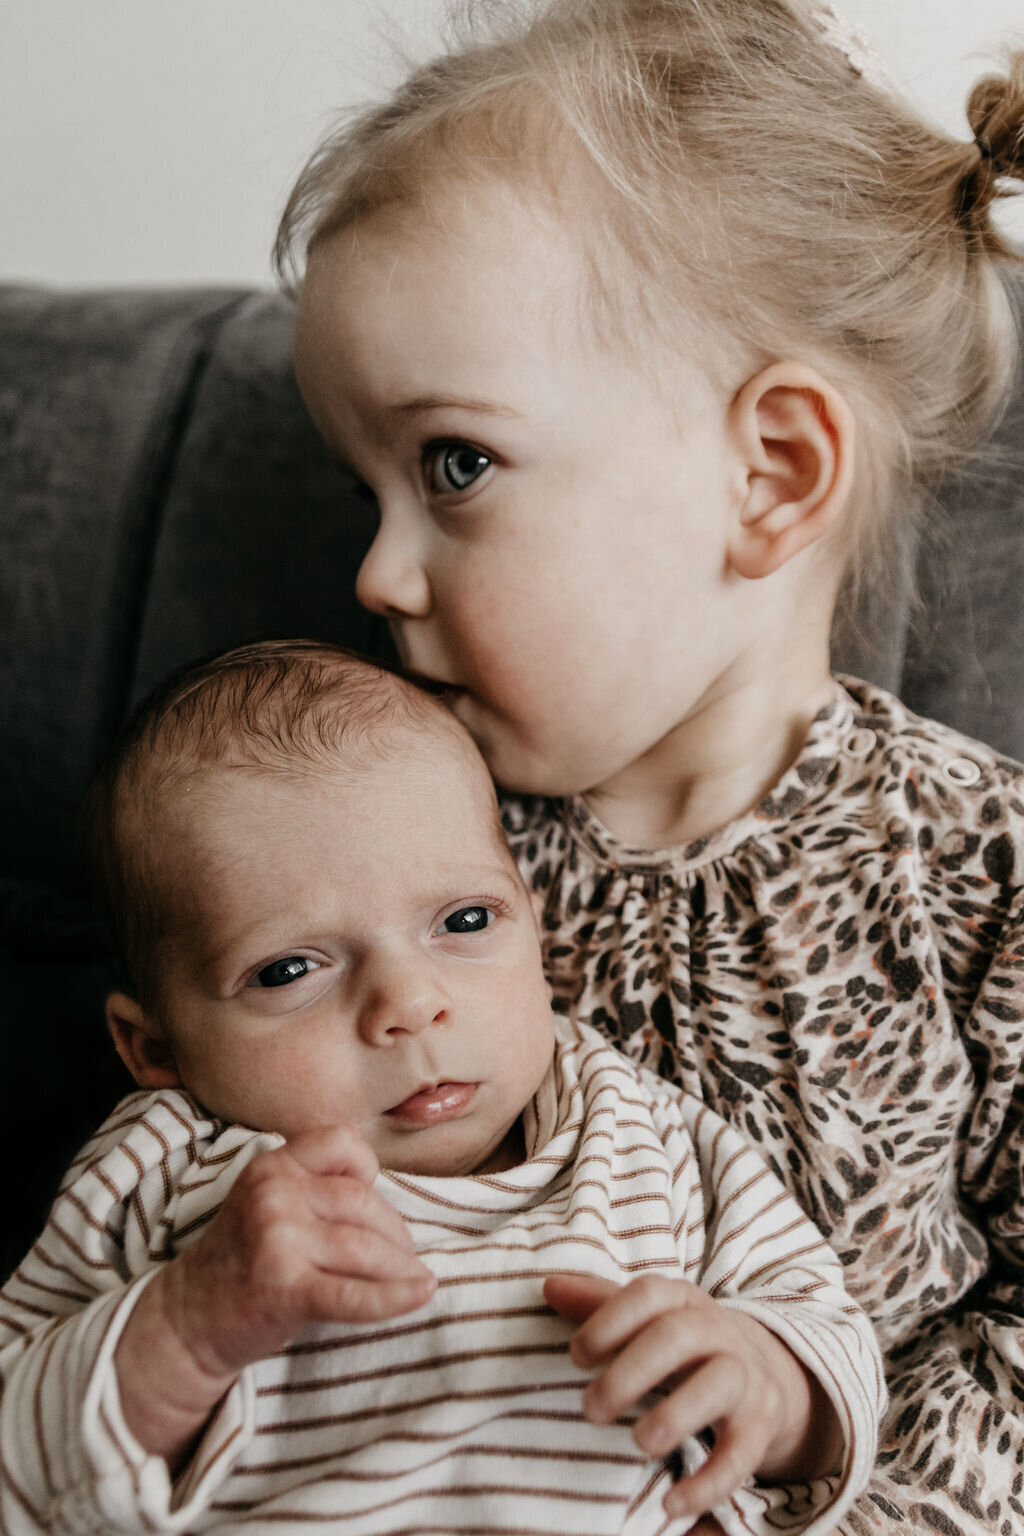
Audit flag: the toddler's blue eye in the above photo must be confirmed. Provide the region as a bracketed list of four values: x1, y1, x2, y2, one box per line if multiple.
[428, 443, 491, 493]
[255, 956, 319, 988]
[443, 906, 493, 934]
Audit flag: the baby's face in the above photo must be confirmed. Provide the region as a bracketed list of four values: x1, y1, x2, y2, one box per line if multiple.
[294, 177, 749, 800]
[151, 734, 554, 1176]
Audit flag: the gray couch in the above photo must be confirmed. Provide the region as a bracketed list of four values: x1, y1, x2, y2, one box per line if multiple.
[2, 278, 1023, 1278]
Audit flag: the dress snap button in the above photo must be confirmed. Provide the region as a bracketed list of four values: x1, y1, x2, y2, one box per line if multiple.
[844, 728, 876, 757]
[943, 757, 981, 787]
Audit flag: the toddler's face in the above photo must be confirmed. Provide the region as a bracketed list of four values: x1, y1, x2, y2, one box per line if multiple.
[148, 733, 554, 1176]
[295, 180, 751, 799]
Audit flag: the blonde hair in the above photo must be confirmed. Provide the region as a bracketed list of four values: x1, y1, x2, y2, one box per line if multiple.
[275, 0, 1024, 582]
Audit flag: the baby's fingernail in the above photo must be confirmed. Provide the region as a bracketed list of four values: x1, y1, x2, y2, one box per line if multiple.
[664, 1485, 692, 1518]
[569, 1337, 591, 1368]
[637, 1421, 671, 1456]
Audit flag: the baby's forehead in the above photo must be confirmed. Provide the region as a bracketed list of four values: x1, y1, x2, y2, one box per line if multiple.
[141, 707, 500, 848]
[141, 726, 517, 926]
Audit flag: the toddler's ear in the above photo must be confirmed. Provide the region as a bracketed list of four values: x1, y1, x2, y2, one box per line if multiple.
[106, 991, 184, 1090]
[726, 362, 855, 579]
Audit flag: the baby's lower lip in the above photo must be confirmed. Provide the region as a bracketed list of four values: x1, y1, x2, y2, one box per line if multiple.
[386, 1082, 478, 1124]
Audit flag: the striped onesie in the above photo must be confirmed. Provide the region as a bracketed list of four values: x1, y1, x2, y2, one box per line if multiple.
[0, 1017, 883, 1535]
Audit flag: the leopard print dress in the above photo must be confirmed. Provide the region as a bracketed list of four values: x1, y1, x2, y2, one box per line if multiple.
[502, 677, 1024, 1536]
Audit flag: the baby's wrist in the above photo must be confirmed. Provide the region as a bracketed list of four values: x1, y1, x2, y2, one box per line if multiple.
[752, 1323, 843, 1481]
[114, 1265, 239, 1466]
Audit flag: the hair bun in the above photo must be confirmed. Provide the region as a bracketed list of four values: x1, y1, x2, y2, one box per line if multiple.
[954, 52, 1024, 243]
[966, 53, 1024, 178]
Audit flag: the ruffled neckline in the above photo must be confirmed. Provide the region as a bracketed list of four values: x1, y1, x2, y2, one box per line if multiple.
[561, 677, 860, 875]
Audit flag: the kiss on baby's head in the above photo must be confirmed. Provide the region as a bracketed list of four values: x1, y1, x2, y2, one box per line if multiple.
[79, 640, 555, 1175]
[276, 0, 1024, 839]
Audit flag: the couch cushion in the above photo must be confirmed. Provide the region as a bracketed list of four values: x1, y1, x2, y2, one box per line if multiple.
[1, 287, 248, 894]
[130, 290, 388, 702]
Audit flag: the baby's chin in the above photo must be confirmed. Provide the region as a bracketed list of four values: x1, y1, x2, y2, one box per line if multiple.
[377, 1117, 526, 1179]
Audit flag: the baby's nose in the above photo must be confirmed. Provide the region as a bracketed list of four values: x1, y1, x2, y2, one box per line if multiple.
[357, 953, 450, 1044]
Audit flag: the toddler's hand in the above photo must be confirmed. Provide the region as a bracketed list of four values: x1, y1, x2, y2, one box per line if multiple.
[544, 1273, 841, 1524]
[116, 1126, 435, 1463]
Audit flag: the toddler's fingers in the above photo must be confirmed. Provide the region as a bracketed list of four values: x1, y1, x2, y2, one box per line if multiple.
[281, 1124, 380, 1185]
[544, 1273, 620, 1324]
[570, 1274, 702, 1371]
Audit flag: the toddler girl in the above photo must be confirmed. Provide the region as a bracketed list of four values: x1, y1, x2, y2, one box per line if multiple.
[277, 3, 1024, 1533]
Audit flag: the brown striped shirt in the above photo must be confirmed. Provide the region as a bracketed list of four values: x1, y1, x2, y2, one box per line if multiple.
[0, 1017, 883, 1534]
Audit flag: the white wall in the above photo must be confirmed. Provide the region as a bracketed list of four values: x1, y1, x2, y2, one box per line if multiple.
[2, 0, 1022, 287]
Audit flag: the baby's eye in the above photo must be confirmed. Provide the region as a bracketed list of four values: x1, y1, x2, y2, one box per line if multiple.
[253, 956, 321, 988]
[442, 906, 494, 935]
[425, 442, 492, 494]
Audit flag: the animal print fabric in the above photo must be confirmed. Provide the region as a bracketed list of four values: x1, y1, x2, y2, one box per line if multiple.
[502, 677, 1024, 1536]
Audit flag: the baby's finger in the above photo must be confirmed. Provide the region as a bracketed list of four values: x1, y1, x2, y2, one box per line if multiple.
[664, 1419, 758, 1521]
[570, 1275, 700, 1369]
[544, 1273, 620, 1324]
[644, 1362, 763, 1520]
[304, 1265, 437, 1325]
[281, 1124, 380, 1185]
[581, 1304, 714, 1424]
[314, 1220, 435, 1292]
[307, 1174, 418, 1252]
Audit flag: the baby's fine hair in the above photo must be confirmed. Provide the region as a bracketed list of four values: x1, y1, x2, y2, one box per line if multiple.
[276, 0, 1024, 584]
[79, 639, 461, 1006]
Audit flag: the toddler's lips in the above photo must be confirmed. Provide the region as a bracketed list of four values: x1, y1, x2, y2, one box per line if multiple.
[385, 1082, 478, 1125]
[401, 666, 463, 702]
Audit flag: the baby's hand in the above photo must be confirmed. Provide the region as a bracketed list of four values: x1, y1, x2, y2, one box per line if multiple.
[544, 1273, 841, 1524]
[116, 1126, 435, 1463]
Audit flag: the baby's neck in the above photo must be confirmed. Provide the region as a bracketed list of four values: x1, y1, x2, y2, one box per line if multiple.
[472, 1117, 526, 1175]
[583, 654, 836, 850]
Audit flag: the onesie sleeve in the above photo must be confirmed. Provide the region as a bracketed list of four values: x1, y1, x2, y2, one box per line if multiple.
[0, 1091, 281, 1535]
[652, 1084, 886, 1536]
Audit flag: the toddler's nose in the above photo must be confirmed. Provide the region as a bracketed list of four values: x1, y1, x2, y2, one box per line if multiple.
[355, 512, 431, 619]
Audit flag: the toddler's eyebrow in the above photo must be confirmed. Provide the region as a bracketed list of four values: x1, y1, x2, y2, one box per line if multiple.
[386, 393, 523, 424]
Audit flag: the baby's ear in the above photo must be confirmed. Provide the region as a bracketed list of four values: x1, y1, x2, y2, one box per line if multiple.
[726, 362, 855, 579]
[106, 991, 183, 1089]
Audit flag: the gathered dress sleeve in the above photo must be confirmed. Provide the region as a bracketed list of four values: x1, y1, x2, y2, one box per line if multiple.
[0, 1091, 280, 1535]
[858, 894, 1024, 1536]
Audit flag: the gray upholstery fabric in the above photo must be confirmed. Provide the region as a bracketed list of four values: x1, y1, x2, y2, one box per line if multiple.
[0, 275, 1022, 1276]
[2, 288, 246, 895]
[130, 293, 388, 703]
[900, 367, 1024, 746]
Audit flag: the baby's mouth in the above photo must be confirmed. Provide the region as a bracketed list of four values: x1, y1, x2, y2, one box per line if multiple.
[385, 1081, 478, 1125]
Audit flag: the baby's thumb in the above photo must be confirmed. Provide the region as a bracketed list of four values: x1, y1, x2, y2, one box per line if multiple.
[544, 1272, 619, 1323]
